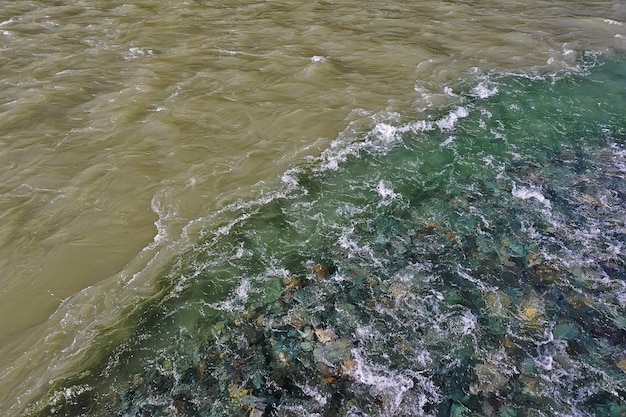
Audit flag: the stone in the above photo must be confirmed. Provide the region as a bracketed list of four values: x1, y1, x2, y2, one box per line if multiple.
[450, 403, 470, 417]
[313, 339, 352, 366]
[314, 328, 337, 344]
[228, 383, 249, 401]
[249, 404, 266, 417]
[485, 291, 511, 316]
[470, 363, 508, 394]
[530, 264, 561, 285]
[339, 358, 358, 379]
[300, 341, 313, 352]
[499, 406, 517, 417]
[552, 323, 579, 340]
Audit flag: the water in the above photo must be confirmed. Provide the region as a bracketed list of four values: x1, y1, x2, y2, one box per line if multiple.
[0, 1, 624, 416]
[21, 53, 626, 417]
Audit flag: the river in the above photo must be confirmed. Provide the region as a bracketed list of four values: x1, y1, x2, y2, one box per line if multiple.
[0, 1, 624, 416]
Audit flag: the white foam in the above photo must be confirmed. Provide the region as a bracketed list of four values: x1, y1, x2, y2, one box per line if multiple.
[264, 262, 290, 280]
[375, 180, 399, 206]
[47, 384, 93, 409]
[491, 125, 508, 140]
[405, 372, 442, 414]
[192, 187, 288, 243]
[414, 350, 432, 368]
[315, 101, 477, 175]
[150, 192, 173, 245]
[456, 267, 497, 292]
[439, 135, 456, 148]
[435, 106, 469, 131]
[235, 278, 251, 300]
[471, 80, 499, 99]
[373, 122, 398, 143]
[311, 55, 327, 63]
[443, 86, 457, 96]
[457, 310, 477, 336]
[273, 404, 322, 417]
[210, 278, 251, 312]
[616, 285, 626, 307]
[124, 47, 153, 60]
[511, 183, 552, 210]
[350, 348, 415, 414]
[234, 244, 248, 259]
[405, 119, 435, 133]
[610, 143, 626, 176]
[338, 226, 383, 267]
[338, 226, 359, 256]
[562, 44, 575, 56]
[354, 324, 384, 343]
[534, 351, 554, 371]
[280, 167, 302, 190]
[297, 383, 328, 406]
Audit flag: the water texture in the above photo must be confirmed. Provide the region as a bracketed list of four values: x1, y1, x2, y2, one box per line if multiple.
[0, 0, 624, 415]
[28, 55, 626, 417]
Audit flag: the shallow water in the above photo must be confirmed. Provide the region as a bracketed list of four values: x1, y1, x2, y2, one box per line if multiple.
[0, 0, 624, 416]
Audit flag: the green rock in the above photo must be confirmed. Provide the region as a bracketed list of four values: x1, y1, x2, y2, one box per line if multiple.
[500, 406, 517, 417]
[300, 341, 313, 352]
[313, 339, 352, 365]
[450, 403, 470, 417]
[608, 402, 625, 417]
[552, 323, 579, 340]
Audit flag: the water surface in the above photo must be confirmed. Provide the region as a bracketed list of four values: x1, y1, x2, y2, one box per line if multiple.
[0, 1, 624, 415]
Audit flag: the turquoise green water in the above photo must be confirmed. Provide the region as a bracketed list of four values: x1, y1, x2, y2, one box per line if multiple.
[30, 54, 625, 417]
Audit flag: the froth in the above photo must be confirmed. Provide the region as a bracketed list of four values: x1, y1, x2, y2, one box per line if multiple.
[350, 348, 415, 415]
[311, 55, 327, 63]
[435, 106, 469, 131]
[511, 183, 552, 210]
[210, 278, 251, 312]
[317, 104, 474, 174]
[471, 79, 499, 99]
[375, 180, 399, 206]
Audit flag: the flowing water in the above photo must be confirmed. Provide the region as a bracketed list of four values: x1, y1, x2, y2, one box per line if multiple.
[0, 1, 624, 416]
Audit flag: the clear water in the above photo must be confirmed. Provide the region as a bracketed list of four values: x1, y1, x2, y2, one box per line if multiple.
[29, 54, 626, 417]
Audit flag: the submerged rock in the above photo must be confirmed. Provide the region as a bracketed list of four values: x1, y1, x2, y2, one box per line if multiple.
[530, 263, 562, 286]
[470, 363, 508, 395]
[485, 291, 511, 316]
[552, 323, 580, 341]
[615, 354, 626, 373]
[313, 339, 352, 368]
[314, 328, 337, 344]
